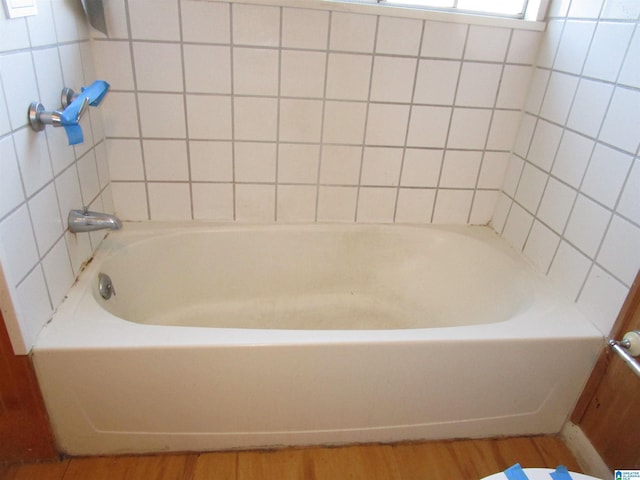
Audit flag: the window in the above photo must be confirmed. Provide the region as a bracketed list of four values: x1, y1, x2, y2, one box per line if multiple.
[339, 0, 546, 20]
[383, 0, 528, 18]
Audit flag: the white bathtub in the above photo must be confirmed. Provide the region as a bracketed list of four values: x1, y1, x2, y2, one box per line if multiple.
[33, 223, 602, 456]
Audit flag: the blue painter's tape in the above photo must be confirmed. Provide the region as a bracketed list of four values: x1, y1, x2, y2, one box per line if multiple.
[63, 124, 84, 145]
[504, 464, 530, 480]
[81, 80, 110, 107]
[551, 465, 573, 480]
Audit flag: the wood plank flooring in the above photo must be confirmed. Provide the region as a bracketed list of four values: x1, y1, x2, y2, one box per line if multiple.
[0, 435, 582, 480]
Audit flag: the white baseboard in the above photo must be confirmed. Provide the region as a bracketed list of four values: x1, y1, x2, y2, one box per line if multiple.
[561, 422, 612, 480]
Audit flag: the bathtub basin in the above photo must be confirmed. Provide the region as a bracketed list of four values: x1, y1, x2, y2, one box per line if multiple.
[33, 223, 602, 455]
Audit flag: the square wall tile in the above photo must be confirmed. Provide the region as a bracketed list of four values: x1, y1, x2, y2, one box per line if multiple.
[192, 184, 234, 221]
[523, 220, 560, 273]
[515, 163, 548, 213]
[232, 4, 280, 47]
[552, 130, 594, 188]
[469, 190, 499, 225]
[581, 144, 633, 208]
[106, 139, 144, 180]
[564, 194, 612, 257]
[148, 183, 191, 220]
[54, 168, 83, 232]
[537, 177, 577, 234]
[280, 50, 326, 98]
[181, 1, 230, 44]
[235, 142, 277, 183]
[406, 106, 451, 148]
[133, 43, 183, 92]
[497, 65, 533, 110]
[566, 79, 613, 138]
[599, 87, 640, 154]
[456, 62, 502, 108]
[278, 144, 320, 184]
[233, 47, 279, 96]
[32, 47, 64, 114]
[528, 120, 563, 172]
[326, 53, 372, 101]
[330, 12, 376, 53]
[128, 0, 180, 41]
[540, 72, 579, 125]
[502, 202, 533, 250]
[365, 103, 410, 146]
[282, 8, 329, 49]
[184, 45, 231, 94]
[13, 129, 53, 197]
[111, 182, 148, 220]
[487, 110, 521, 151]
[41, 238, 74, 308]
[395, 189, 435, 223]
[617, 160, 640, 225]
[597, 215, 640, 285]
[187, 95, 232, 140]
[464, 25, 510, 62]
[548, 241, 591, 302]
[77, 151, 101, 205]
[277, 185, 317, 222]
[361, 147, 403, 186]
[0, 137, 24, 219]
[317, 186, 357, 222]
[413, 59, 460, 105]
[439, 151, 482, 188]
[1, 52, 38, 130]
[432, 190, 473, 224]
[370, 57, 417, 103]
[101, 92, 140, 138]
[189, 141, 233, 182]
[583, 22, 635, 82]
[447, 108, 492, 149]
[320, 145, 363, 185]
[400, 149, 442, 187]
[553, 20, 596, 74]
[507, 30, 542, 64]
[357, 187, 396, 223]
[619, 29, 640, 88]
[234, 97, 278, 142]
[139, 93, 186, 138]
[322, 101, 367, 145]
[421, 21, 467, 59]
[376, 16, 422, 56]
[235, 184, 275, 222]
[0, 205, 39, 283]
[279, 99, 323, 143]
[477, 152, 509, 189]
[578, 265, 628, 335]
[16, 267, 52, 351]
[143, 140, 189, 181]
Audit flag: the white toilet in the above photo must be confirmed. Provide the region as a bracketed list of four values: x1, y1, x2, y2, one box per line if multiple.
[481, 467, 604, 480]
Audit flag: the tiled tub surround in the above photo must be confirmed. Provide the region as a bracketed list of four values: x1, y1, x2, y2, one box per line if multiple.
[492, 0, 640, 335]
[0, 0, 113, 353]
[96, 0, 542, 224]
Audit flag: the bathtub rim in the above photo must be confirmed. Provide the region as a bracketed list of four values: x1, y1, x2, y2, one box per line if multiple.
[34, 222, 604, 352]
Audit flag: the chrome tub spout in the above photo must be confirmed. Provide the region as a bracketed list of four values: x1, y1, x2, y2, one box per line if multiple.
[68, 208, 122, 233]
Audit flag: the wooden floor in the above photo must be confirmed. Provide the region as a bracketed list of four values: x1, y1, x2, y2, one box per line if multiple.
[0, 436, 582, 480]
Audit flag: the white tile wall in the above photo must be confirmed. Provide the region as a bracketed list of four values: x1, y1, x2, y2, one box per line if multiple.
[98, 0, 541, 227]
[493, 0, 640, 335]
[0, 0, 112, 353]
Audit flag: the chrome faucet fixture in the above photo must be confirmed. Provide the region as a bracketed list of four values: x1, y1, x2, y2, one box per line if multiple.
[68, 207, 122, 233]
